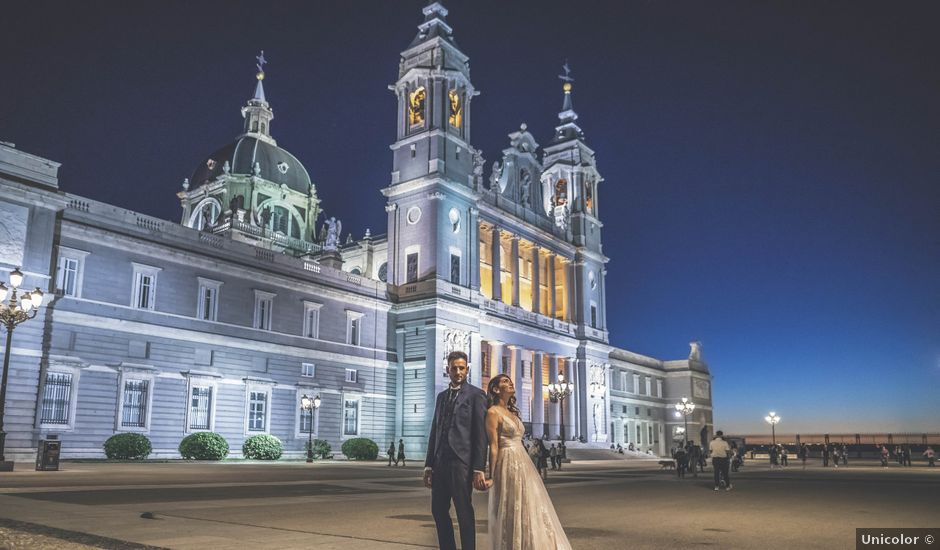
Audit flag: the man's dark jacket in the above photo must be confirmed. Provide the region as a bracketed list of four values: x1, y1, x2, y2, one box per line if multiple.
[424, 383, 488, 472]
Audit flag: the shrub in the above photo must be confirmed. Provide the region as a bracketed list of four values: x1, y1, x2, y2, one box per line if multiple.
[341, 437, 379, 460]
[307, 438, 332, 459]
[242, 434, 283, 460]
[103, 433, 152, 460]
[179, 432, 229, 460]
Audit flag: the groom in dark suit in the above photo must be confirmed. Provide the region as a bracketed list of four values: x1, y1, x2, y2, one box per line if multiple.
[424, 350, 488, 550]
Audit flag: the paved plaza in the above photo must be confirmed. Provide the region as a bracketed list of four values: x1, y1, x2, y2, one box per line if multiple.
[0, 459, 937, 549]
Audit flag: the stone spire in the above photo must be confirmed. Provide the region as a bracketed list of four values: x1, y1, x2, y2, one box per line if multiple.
[552, 61, 585, 144]
[409, 2, 457, 48]
[240, 51, 276, 145]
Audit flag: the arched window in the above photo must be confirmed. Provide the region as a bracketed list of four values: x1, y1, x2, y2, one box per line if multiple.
[350, 267, 362, 276]
[377, 262, 388, 282]
[188, 198, 222, 230]
[261, 201, 303, 239]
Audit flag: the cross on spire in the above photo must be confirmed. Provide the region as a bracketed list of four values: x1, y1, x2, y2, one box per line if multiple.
[558, 60, 575, 84]
[256, 50, 267, 75]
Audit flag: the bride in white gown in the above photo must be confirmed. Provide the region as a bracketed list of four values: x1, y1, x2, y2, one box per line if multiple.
[484, 374, 572, 550]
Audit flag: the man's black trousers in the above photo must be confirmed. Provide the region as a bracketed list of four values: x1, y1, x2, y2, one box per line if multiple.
[431, 458, 475, 550]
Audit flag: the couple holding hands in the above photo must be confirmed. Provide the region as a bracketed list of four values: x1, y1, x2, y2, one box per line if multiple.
[424, 351, 571, 550]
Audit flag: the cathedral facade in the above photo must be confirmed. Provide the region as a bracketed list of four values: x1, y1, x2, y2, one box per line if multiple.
[0, 3, 712, 461]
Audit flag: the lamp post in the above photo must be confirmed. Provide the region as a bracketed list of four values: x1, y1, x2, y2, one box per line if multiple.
[300, 394, 321, 463]
[765, 411, 780, 447]
[674, 397, 695, 448]
[547, 373, 573, 443]
[0, 268, 45, 470]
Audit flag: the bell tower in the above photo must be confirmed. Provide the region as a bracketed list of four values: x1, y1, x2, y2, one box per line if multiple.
[540, 65, 608, 339]
[383, 2, 481, 288]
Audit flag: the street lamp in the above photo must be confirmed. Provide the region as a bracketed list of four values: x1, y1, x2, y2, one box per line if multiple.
[1, 268, 45, 470]
[765, 411, 780, 446]
[547, 373, 573, 443]
[674, 397, 695, 448]
[300, 394, 321, 462]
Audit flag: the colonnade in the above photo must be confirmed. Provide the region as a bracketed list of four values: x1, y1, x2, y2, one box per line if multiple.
[479, 222, 572, 322]
[480, 340, 579, 441]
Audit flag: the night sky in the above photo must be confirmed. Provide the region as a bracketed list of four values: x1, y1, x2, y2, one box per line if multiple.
[3, 1, 938, 434]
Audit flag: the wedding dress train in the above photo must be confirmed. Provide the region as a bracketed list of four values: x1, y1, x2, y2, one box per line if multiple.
[488, 408, 572, 550]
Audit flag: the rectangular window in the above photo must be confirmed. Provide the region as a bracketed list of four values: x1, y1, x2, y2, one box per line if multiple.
[40, 372, 73, 425]
[450, 253, 460, 285]
[590, 304, 598, 328]
[61, 258, 79, 296]
[635, 406, 640, 415]
[645, 377, 652, 396]
[622, 405, 627, 413]
[189, 386, 212, 430]
[303, 302, 322, 338]
[57, 248, 89, 298]
[620, 371, 627, 392]
[636, 423, 642, 442]
[347, 312, 363, 346]
[248, 391, 267, 432]
[343, 397, 360, 436]
[301, 363, 315, 377]
[253, 291, 275, 330]
[648, 424, 654, 443]
[197, 278, 222, 321]
[633, 374, 640, 394]
[132, 264, 161, 310]
[121, 380, 149, 428]
[406, 252, 419, 283]
[647, 407, 652, 416]
[345, 369, 358, 383]
[300, 408, 313, 433]
[656, 379, 663, 398]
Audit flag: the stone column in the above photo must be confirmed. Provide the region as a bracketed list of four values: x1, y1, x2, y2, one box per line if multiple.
[532, 351, 544, 438]
[510, 236, 520, 307]
[469, 331, 483, 387]
[488, 341, 504, 379]
[548, 253, 556, 319]
[395, 328, 406, 439]
[565, 261, 576, 323]
[566, 357, 578, 438]
[470, 209, 480, 291]
[548, 354, 560, 438]
[491, 227, 502, 301]
[531, 246, 540, 314]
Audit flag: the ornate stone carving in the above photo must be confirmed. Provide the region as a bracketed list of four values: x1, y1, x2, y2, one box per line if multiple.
[489, 160, 502, 191]
[689, 341, 702, 361]
[520, 169, 531, 206]
[0, 202, 28, 266]
[442, 327, 471, 374]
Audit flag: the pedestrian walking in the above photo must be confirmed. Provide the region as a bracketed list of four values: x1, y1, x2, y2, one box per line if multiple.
[387, 441, 397, 466]
[780, 446, 788, 467]
[880, 445, 889, 468]
[822, 444, 830, 467]
[557, 443, 566, 470]
[688, 443, 700, 477]
[397, 438, 406, 467]
[832, 446, 840, 468]
[769, 445, 779, 469]
[902, 445, 912, 467]
[674, 445, 688, 478]
[549, 444, 558, 470]
[709, 431, 733, 491]
[800, 443, 808, 470]
[923, 446, 936, 467]
[841, 444, 848, 466]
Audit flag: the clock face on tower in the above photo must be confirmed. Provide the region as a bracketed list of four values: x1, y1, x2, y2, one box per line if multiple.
[448, 90, 462, 128]
[408, 87, 426, 127]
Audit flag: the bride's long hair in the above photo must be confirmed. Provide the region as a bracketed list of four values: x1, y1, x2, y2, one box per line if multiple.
[487, 374, 521, 419]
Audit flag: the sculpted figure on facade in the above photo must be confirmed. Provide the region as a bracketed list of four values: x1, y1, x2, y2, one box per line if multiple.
[689, 341, 702, 361]
[324, 216, 342, 250]
[519, 169, 531, 206]
[441, 328, 471, 374]
[472, 148, 485, 190]
[489, 159, 502, 191]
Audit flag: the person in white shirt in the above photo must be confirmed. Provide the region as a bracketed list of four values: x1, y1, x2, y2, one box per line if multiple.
[709, 431, 733, 491]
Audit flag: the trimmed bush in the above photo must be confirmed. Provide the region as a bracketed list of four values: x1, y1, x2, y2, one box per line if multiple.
[307, 438, 332, 460]
[341, 437, 379, 461]
[242, 434, 283, 460]
[103, 433, 152, 460]
[179, 432, 229, 460]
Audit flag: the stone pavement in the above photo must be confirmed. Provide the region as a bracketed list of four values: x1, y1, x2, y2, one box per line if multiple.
[0, 459, 937, 549]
